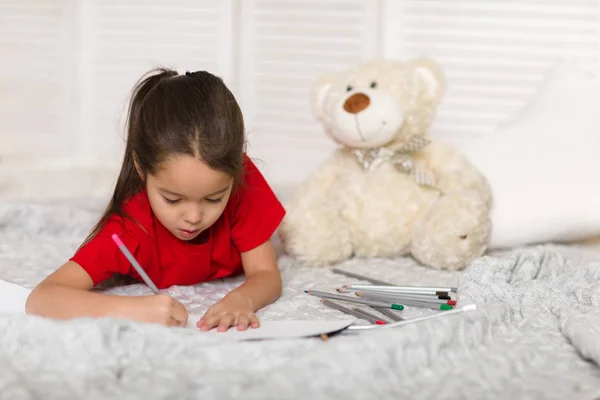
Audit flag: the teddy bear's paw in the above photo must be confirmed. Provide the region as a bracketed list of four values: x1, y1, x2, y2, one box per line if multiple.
[282, 234, 354, 266]
[410, 193, 492, 270]
[279, 215, 354, 267]
[352, 235, 411, 259]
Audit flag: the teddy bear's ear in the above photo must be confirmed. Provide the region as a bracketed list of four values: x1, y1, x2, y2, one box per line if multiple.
[409, 58, 447, 104]
[310, 72, 339, 122]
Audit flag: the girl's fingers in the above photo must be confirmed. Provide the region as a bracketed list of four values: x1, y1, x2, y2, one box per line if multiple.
[199, 314, 222, 331]
[196, 317, 207, 328]
[249, 314, 260, 329]
[217, 314, 235, 332]
[237, 314, 250, 331]
[196, 311, 258, 332]
[197, 307, 214, 328]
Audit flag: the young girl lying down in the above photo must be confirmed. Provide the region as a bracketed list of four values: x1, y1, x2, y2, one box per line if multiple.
[26, 68, 285, 332]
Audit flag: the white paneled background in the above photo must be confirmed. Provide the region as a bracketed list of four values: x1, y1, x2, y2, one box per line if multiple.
[80, 0, 236, 165]
[1, 0, 599, 189]
[0, 0, 75, 160]
[237, 0, 380, 182]
[383, 0, 600, 143]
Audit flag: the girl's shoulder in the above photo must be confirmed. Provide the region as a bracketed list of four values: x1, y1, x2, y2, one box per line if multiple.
[228, 155, 277, 209]
[224, 155, 286, 253]
[102, 189, 155, 240]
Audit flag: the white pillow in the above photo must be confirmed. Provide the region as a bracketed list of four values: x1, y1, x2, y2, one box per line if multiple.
[459, 61, 600, 249]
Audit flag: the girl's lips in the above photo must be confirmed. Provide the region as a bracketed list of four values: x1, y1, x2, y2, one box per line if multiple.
[179, 229, 199, 237]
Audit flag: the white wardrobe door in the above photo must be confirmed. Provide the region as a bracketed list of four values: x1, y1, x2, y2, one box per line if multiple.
[237, 0, 382, 186]
[0, 0, 76, 162]
[384, 0, 600, 143]
[78, 0, 236, 168]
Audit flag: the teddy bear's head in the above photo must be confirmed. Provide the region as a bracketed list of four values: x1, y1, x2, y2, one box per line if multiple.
[311, 58, 446, 149]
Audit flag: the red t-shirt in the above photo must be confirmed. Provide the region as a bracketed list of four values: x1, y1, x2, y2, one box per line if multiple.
[70, 157, 285, 289]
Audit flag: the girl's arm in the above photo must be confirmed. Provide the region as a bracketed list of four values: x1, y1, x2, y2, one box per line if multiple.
[197, 239, 282, 331]
[230, 239, 282, 310]
[26, 261, 188, 326]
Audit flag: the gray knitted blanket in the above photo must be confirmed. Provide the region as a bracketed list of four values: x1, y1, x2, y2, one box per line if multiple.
[1, 200, 600, 399]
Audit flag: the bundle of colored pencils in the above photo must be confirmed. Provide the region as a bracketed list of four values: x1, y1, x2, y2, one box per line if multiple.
[337, 284, 457, 311]
[305, 268, 459, 325]
[330, 267, 458, 311]
[305, 289, 404, 324]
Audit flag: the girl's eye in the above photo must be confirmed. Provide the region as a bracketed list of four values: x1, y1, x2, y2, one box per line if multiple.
[370, 81, 377, 88]
[206, 197, 223, 204]
[163, 197, 180, 204]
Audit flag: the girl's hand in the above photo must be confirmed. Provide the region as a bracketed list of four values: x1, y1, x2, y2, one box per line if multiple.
[131, 294, 189, 327]
[197, 293, 259, 332]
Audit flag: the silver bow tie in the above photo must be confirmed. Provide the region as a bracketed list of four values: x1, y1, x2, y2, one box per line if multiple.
[352, 136, 436, 188]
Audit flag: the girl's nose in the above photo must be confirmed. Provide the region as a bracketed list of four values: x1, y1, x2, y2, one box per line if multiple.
[183, 207, 202, 226]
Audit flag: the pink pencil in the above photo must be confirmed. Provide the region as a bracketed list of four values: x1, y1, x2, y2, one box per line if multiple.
[111, 233, 160, 294]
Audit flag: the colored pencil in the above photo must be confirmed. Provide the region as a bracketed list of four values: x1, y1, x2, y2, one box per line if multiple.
[356, 291, 453, 302]
[337, 287, 451, 300]
[111, 233, 160, 294]
[330, 268, 392, 286]
[342, 286, 449, 296]
[320, 300, 382, 324]
[397, 300, 453, 310]
[350, 308, 388, 324]
[347, 304, 477, 331]
[371, 306, 405, 322]
[344, 283, 458, 293]
[305, 290, 404, 310]
[324, 289, 404, 322]
[367, 293, 454, 300]
[356, 292, 457, 306]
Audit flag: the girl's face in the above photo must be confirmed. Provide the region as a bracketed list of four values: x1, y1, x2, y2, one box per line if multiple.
[145, 154, 233, 242]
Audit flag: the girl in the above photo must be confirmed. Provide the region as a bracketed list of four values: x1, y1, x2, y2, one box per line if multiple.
[26, 68, 285, 332]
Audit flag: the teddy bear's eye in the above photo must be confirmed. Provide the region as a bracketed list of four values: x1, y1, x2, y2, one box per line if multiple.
[346, 85, 353, 92]
[370, 81, 377, 89]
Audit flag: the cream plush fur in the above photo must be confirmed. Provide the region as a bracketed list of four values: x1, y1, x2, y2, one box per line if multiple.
[279, 58, 493, 270]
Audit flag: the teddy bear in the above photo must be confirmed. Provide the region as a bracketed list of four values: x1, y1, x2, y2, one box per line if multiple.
[278, 58, 493, 270]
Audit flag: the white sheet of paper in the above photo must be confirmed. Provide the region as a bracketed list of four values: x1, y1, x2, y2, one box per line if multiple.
[0, 279, 31, 314]
[186, 315, 354, 341]
[0, 280, 356, 339]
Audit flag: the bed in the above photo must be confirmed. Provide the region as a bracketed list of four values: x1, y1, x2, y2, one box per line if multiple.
[2, 57, 600, 399]
[2, 195, 600, 400]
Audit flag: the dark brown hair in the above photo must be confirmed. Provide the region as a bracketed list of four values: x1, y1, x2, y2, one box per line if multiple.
[82, 68, 246, 246]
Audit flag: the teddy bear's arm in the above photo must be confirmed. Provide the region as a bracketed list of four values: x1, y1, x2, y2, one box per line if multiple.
[292, 150, 348, 195]
[278, 149, 356, 265]
[421, 142, 492, 205]
[410, 141, 493, 270]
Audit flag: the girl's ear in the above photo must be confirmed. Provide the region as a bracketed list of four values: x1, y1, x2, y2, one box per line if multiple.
[133, 152, 145, 181]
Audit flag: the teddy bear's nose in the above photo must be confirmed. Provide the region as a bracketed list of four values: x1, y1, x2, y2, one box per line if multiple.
[343, 93, 370, 114]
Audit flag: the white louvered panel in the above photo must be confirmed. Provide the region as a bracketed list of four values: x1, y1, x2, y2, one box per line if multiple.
[238, 0, 381, 185]
[81, 0, 234, 167]
[391, 0, 600, 140]
[0, 1, 74, 161]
